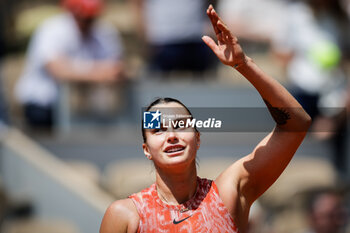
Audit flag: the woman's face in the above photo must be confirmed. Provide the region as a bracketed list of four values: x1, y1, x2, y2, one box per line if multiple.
[143, 102, 200, 169]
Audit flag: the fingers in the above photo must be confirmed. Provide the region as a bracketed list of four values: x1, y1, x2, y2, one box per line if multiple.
[202, 35, 218, 53]
[217, 20, 229, 34]
[207, 5, 224, 29]
[217, 20, 236, 42]
[206, 4, 239, 47]
[207, 5, 220, 35]
[207, 5, 236, 44]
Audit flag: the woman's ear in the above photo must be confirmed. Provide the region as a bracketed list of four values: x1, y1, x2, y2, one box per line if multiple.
[143, 143, 152, 160]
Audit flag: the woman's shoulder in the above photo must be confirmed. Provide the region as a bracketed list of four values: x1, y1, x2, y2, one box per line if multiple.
[100, 198, 139, 233]
[109, 198, 139, 215]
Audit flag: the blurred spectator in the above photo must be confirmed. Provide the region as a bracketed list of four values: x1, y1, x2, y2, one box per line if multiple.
[220, 0, 350, 175]
[217, 0, 287, 43]
[302, 190, 348, 233]
[15, 0, 124, 129]
[129, 0, 214, 74]
[272, 0, 349, 175]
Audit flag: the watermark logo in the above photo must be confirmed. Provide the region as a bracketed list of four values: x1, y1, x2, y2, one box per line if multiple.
[142, 107, 344, 132]
[162, 116, 222, 129]
[143, 110, 161, 129]
[142, 109, 222, 130]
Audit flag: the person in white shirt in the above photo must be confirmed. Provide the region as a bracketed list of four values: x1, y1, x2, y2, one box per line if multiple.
[16, 0, 124, 128]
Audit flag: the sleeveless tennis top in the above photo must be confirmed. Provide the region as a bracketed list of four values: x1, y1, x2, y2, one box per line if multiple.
[129, 177, 239, 233]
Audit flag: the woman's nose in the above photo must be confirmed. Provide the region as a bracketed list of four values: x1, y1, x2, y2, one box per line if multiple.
[167, 131, 179, 143]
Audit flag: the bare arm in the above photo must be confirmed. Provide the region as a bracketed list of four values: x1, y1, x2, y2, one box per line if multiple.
[100, 199, 139, 233]
[203, 5, 311, 230]
[46, 56, 124, 83]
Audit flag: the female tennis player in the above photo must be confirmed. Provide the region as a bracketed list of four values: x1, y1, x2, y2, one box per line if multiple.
[100, 5, 311, 233]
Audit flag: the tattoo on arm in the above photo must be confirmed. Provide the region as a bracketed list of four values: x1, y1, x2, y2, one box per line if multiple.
[263, 99, 291, 125]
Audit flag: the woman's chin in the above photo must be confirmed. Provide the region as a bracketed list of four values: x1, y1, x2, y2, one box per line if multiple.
[162, 152, 195, 168]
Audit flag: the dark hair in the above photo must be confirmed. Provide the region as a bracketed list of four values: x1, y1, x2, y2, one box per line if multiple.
[142, 97, 197, 143]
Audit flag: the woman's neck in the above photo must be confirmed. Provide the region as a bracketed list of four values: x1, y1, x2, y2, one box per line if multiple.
[155, 161, 198, 205]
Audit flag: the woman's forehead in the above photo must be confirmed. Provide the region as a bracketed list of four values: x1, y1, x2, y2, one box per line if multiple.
[149, 102, 191, 120]
[149, 102, 188, 112]
[150, 102, 183, 108]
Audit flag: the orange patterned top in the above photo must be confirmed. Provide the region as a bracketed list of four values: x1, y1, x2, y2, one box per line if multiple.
[129, 177, 239, 233]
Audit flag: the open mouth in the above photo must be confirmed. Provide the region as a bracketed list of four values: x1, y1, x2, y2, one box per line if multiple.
[164, 145, 186, 154]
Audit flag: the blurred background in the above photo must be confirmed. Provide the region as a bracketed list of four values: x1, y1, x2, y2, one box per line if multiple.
[0, 0, 350, 232]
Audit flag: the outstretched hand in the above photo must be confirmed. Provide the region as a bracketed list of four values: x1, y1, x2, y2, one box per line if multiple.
[202, 5, 247, 68]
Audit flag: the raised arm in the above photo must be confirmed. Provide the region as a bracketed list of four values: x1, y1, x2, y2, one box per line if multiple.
[203, 5, 311, 230]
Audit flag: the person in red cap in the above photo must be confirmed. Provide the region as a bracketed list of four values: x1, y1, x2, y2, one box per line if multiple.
[62, 0, 103, 36]
[15, 0, 124, 129]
